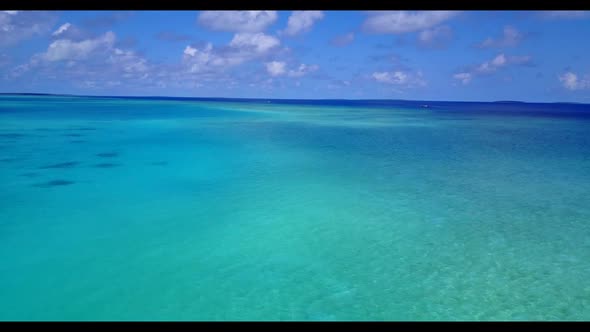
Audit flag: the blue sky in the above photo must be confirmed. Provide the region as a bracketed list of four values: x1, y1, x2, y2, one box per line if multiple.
[1, 10, 590, 102]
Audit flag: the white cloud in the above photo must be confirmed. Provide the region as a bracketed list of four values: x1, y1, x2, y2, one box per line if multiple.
[110, 48, 149, 75]
[42, 31, 115, 62]
[372, 70, 426, 87]
[478, 53, 531, 74]
[453, 72, 472, 85]
[331, 32, 354, 47]
[559, 71, 589, 90]
[478, 26, 523, 48]
[282, 11, 324, 36]
[0, 11, 56, 45]
[287, 63, 319, 77]
[12, 30, 153, 87]
[559, 72, 578, 90]
[363, 11, 460, 34]
[453, 53, 532, 84]
[197, 11, 278, 32]
[229, 32, 280, 53]
[183, 45, 198, 57]
[52, 22, 71, 36]
[491, 53, 506, 66]
[539, 11, 589, 19]
[475, 54, 506, 74]
[49, 22, 86, 41]
[263, 61, 319, 78]
[265, 61, 286, 76]
[182, 33, 280, 74]
[418, 25, 452, 48]
[373, 71, 404, 84]
[182, 43, 234, 73]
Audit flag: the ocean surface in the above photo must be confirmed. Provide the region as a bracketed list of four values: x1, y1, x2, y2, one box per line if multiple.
[1, 94, 590, 320]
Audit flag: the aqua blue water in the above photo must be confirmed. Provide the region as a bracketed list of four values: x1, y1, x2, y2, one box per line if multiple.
[1, 95, 590, 320]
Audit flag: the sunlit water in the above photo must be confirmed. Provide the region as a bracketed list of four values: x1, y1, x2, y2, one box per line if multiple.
[1, 95, 590, 320]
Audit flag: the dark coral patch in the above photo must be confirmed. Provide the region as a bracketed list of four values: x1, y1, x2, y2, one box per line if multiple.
[0, 133, 26, 139]
[65, 127, 97, 131]
[39, 161, 80, 169]
[33, 180, 76, 188]
[0, 157, 19, 163]
[149, 161, 168, 166]
[35, 128, 58, 132]
[20, 172, 39, 178]
[64, 133, 84, 137]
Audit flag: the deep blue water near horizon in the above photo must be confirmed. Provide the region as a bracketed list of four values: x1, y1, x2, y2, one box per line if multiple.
[1, 94, 590, 320]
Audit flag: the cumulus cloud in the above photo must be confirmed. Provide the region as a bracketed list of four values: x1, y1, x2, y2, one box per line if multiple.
[0, 10, 57, 45]
[48, 22, 88, 41]
[331, 32, 354, 47]
[453, 72, 472, 85]
[475, 54, 531, 73]
[453, 53, 533, 84]
[362, 11, 459, 34]
[265, 61, 286, 76]
[229, 32, 280, 53]
[478, 26, 524, 48]
[418, 25, 452, 48]
[372, 70, 426, 87]
[287, 63, 319, 77]
[12, 30, 154, 88]
[182, 32, 281, 74]
[110, 48, 149, 76]
[559, 71, 589, 90]
[197, 11, 278, 32]
[264, 61, 319, 78]
[52, 22, 71, 36]
[183, 45, 198, 57]
[538, 11, 589, 19]
[282, 11, 324, 36]
[182, 43, 238, 73]
[41, 31, 116, 62]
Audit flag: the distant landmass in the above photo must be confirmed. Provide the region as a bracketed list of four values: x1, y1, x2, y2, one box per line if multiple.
[0, 92, 588, 106]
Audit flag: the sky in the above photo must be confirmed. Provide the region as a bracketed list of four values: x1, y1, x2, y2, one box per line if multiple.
[1, 10, 590, 102]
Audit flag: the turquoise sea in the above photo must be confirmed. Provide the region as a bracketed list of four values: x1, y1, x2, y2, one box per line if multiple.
[1, 94, 590, 320]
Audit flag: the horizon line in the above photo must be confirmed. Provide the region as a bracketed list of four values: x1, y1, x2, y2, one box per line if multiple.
[0, 92, 588, 106]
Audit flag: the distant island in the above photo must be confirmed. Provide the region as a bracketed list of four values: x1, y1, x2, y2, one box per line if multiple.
[1, 93, 589, 106]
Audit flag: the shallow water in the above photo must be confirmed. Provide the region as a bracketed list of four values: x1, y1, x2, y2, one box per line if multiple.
[1, 95, 590, 320]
